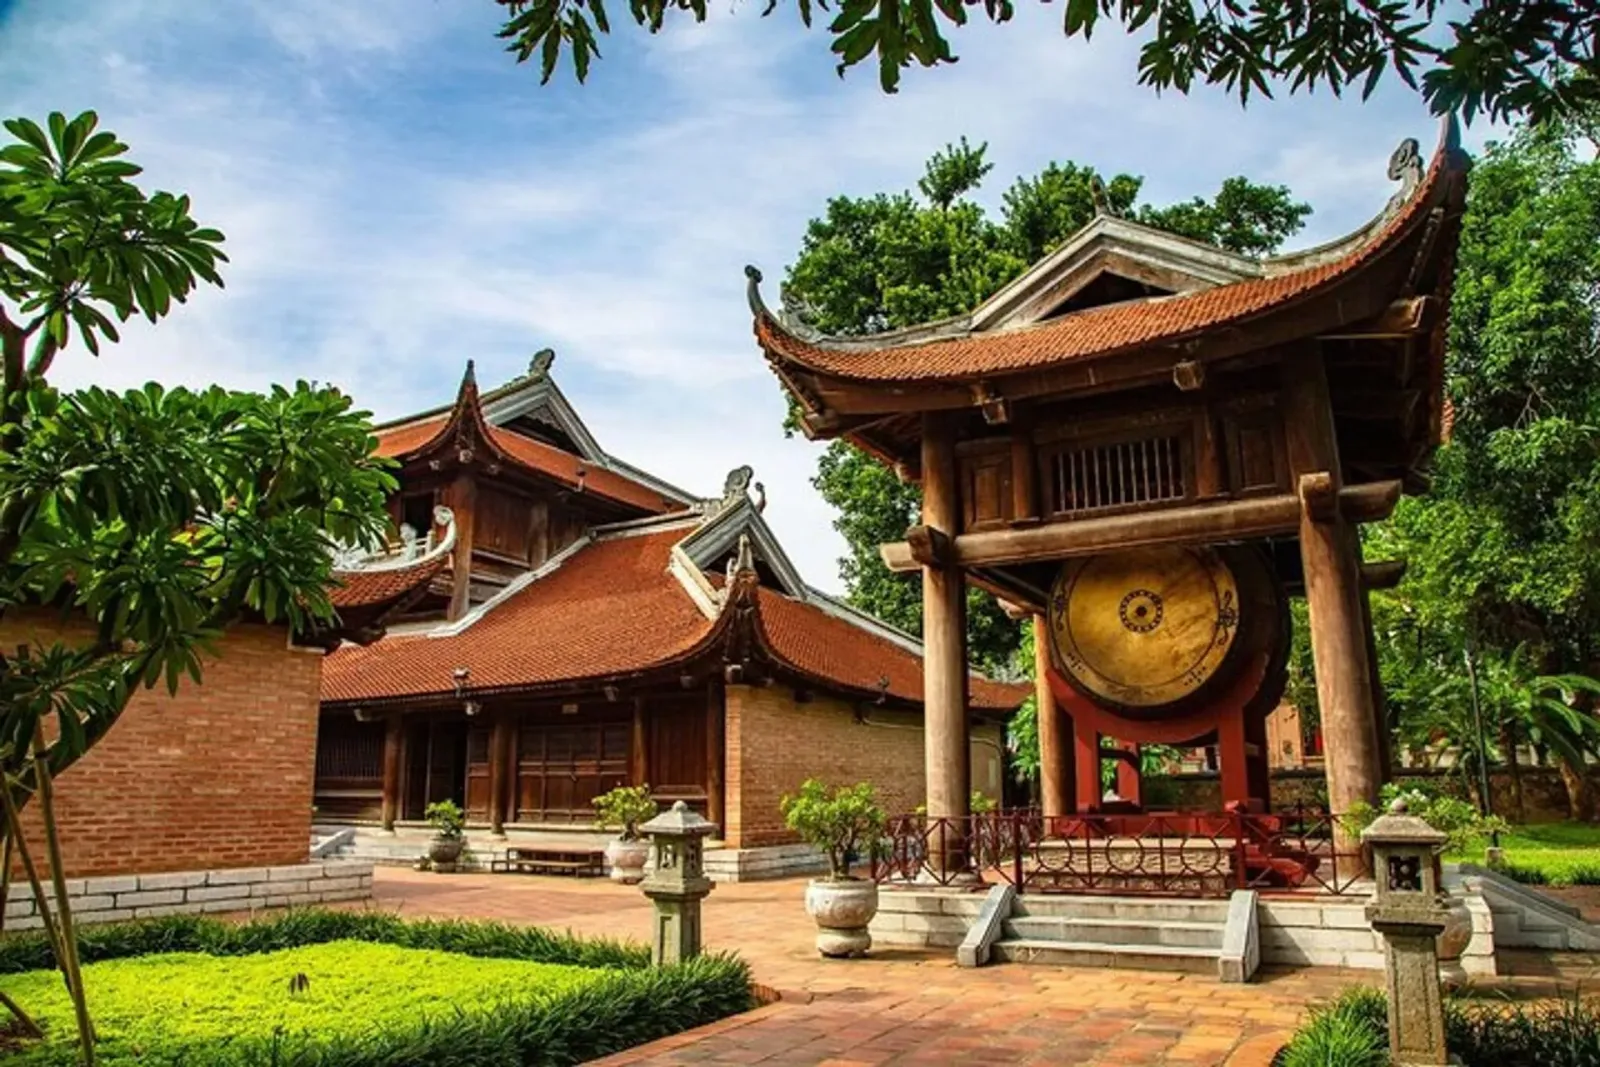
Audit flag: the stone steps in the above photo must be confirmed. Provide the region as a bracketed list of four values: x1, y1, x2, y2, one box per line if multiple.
[994, 895, 1232, 974]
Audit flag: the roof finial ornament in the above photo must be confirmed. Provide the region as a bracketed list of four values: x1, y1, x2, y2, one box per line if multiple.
[1386, 137, 1424, 208]
[528, 348, 556, 379]
[753, 481, 767, 514]
[1090, 174, 1115, 218]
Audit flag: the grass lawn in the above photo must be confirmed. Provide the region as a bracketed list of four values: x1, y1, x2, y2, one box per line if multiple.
[0, 940, 612, 1062]
[1453, 822, 1600, 886]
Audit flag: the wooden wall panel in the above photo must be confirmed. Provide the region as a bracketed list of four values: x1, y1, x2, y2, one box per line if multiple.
[648, 695, 708, 810]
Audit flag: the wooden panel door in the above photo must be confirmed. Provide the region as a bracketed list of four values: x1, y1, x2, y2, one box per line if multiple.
[464, 725, 492, 821]
[648, 697, 709, 813]
[515, 719, 630, 823]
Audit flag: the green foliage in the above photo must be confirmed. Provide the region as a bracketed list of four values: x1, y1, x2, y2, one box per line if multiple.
[0, 111, 226, 368]
[0, 941, 609, 1059]
[424, 799, 466, 840]
[592, 784, 658, 841]
[1478, 823, 1600, 887]
[1278, 987, 1389, 1067]
[1346, 782, 1509, 856]
[790, 141, 1306, 676]
[969, 789, 997, 814]
[494, 0, 1596, 125]
[779, 778, 886, 880]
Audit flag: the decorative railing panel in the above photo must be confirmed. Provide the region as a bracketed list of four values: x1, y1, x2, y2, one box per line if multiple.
[871, 809, 1365, 897]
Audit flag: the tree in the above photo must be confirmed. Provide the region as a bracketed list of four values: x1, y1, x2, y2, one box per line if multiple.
[1364, 111, 1600, 821]
[495, 0, 1598, 125]
[786, 140, 1307, 675]
[0, 112, 394, 1062]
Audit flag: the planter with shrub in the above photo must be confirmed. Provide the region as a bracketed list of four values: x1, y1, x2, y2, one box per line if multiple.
[594, 784, 659, 884]
[780, 779, 886, 958]
[424, 799, 466, 873]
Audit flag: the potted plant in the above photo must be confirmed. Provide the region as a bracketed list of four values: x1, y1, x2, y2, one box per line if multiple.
[594, 784, 658, 884]
[424, 799, 466, 873]
[780, 779, 886, 958]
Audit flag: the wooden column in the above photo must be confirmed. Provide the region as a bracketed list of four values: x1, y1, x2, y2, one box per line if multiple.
[1034, 616, 1068, 818]
[1114, 743, 1142, 806]
[1073, 718, 1102, 813]
[630, 697, 648, 788]
[706, 679, 726, 834]
[487, 714, 512, 836]
[445, 472, 478, 622]
[1283, 348, 1383, 829]
[920, 413, 970, 830]
[380, 716, 403, 832]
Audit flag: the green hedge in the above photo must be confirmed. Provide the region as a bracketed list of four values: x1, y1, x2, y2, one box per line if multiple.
[1280, 985, 1600, 1067]
[0, 909, 755, 1067]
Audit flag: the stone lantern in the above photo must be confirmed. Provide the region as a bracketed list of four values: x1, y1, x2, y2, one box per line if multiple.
[639, 800, 716, 967]
[1361, 798, 1451, 1067]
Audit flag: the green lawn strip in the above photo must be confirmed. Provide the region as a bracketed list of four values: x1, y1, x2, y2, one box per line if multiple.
[0, 909, 756, 1066]
[1448, 822, 1600, 886]
[1, 941, 606, 1059]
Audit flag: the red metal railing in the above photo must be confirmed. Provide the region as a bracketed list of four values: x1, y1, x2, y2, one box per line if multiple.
[870, 808, 1366, 897]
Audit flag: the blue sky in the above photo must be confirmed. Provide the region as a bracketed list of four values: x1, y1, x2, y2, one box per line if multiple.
[0, 1, 1490, 592]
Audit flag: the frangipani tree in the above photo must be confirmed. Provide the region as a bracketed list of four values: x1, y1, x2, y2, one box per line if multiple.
[0, 111, 394, 1063]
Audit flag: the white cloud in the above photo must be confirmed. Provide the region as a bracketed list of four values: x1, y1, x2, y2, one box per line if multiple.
[1, 0, 1474, 592]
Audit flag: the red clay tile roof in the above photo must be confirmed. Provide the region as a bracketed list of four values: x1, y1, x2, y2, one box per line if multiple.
[755, 588, 1026, 711]
[322, 523, 1026, 713]
[322, 526, 715, 702]
[329, 551, 451, 610]
[373, 416, 681, 514]
[754, 130, 1464, 385]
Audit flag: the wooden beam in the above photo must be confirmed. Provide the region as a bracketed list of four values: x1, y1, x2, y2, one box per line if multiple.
[905, 525, 952, 567]
[1318, 296, 1438, 339]
[880, 481, 1401, 572]
[1361, 559, 1408, 590]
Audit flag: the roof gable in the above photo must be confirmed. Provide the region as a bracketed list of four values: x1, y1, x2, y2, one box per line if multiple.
[969, 215, 1260, 333]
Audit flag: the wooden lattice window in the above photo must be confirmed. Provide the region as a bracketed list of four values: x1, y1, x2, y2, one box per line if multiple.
[1044, 433, 1188, 517]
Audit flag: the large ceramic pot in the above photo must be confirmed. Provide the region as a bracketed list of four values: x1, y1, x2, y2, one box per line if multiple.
[1438, 896, 1475, 961]
[429, 836, 464, 874]
[805, 879, 879, 958]
[607, 838, 650, 885]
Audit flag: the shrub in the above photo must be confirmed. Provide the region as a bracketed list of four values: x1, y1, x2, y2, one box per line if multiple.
[424, 799, 466, 840]
[1278, 987, 1388, 1067]
[1447, 993, 1600, 1066]
[969, 790, 998, 814]
[593, 784, 659, 841]
[1498, 861, 1551, 885]
[779, 779, 885, 880]
[1346, 782, 1509, 855]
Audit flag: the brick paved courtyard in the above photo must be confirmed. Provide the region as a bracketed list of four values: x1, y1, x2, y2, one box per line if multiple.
[370, 867, 1391, 1065]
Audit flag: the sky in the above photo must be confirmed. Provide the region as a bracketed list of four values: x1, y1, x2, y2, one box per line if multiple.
[0, 0, 1492, 594]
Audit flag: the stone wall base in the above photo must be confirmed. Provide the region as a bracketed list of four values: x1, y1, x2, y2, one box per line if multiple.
[704, 844, 827, 883]
[3, 859, 374, 930]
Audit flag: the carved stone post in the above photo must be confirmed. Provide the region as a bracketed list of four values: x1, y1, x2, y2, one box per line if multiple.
[639, 800, 716, 967]
[1361, 799, 1451, 1066]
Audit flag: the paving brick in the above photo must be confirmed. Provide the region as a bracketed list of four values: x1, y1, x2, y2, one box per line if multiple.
[138, 871, 208, 891]
[207, 868, 270, 886]
[188, 884, 252, 903]
[114, 889, 184, 909]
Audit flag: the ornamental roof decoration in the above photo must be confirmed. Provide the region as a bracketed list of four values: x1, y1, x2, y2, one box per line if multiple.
[747, 116, 1467, 422]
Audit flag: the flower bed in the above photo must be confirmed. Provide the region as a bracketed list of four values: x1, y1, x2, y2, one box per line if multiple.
[0, 910, 754, 1066]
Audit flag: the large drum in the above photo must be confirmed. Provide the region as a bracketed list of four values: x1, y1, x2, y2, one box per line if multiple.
[1046, 545, 1286, 724]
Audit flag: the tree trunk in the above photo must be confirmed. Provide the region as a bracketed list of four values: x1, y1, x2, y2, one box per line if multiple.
[1500, 719, 1526, 823]
[0, 829, 43, 1038]
[1558, 757, 1595, 822]
[31, 731, 96, 1063]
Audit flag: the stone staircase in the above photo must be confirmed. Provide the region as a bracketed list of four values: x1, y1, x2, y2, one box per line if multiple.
[990, 895, 1236, 975]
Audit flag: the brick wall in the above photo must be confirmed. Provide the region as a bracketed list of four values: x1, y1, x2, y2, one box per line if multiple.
[3, 613, 323, 878]
[723, 683, 1005, 848]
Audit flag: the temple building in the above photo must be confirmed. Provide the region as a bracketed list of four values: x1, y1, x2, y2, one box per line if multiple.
[748, 119, 1468, 839]
[312, 356, 1025, 870]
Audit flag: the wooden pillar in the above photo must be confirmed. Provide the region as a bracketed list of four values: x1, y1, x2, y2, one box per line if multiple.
[487, 714, 512, 836]
[1244, 711, 1271, 811]
[1034, 616, 1068, 818]
[445, 472, 477, 622]
[920, 413, 970, 829]
[1073, 717, 1102, 813]
[631, 697, 648, 788]
[706, 679, 725, 834]
[1358, 553, 1395, 785]
[1114, 743, 1142, 806]
[1283, 348, 1383, 828]
[380, 716, 402, 832]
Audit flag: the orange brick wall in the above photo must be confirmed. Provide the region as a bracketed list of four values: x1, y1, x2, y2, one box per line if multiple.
[3, 613, 323, 878]
[723, 683, 1005, 848]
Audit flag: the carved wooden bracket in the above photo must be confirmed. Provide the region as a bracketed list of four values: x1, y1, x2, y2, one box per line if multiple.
[905, 524, 952, 568]
[972, 381, 1010, 425]
[1172, 360, 1205, 392]
[1298, 471, 1339, 522]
